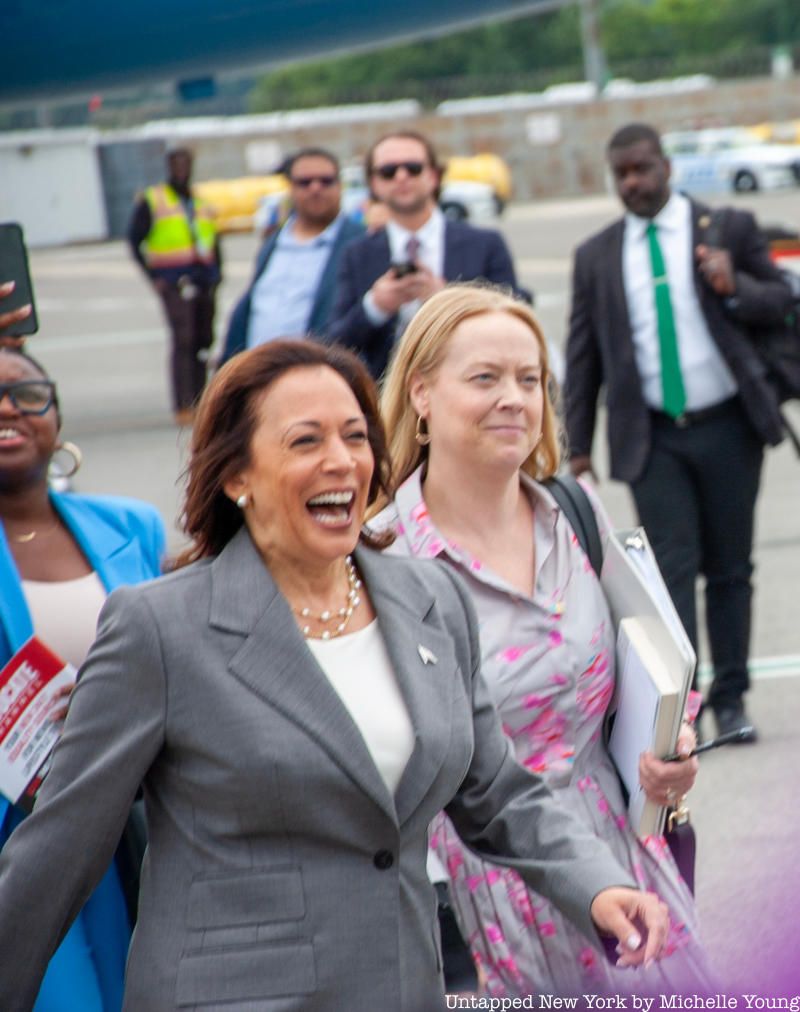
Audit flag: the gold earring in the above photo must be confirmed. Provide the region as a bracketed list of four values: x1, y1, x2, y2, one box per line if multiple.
[415, 415, 431, 446]
[51, 440, 83, 478]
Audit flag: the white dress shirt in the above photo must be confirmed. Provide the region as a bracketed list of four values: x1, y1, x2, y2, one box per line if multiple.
[363, 207, 446, 333]
[623, 192, 738, 411]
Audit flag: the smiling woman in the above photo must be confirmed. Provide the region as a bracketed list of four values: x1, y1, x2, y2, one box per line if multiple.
[181, 341, 392, 640]
[0, 339, 675, 1011]
[373, 283, 715, 998]
[0, 347, 165, 1012]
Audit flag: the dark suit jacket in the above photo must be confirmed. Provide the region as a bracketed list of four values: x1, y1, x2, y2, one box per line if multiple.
[327, 219, 522, 378]
[564, 198, 791, 484]
[221, 215, 365, 364]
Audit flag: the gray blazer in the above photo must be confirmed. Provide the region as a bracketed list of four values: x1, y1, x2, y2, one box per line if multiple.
[0, 529, 632, 1012]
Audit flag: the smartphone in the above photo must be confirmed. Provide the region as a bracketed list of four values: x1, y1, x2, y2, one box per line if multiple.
[0, 222, 39, 337]
[391, 261, 419, 279]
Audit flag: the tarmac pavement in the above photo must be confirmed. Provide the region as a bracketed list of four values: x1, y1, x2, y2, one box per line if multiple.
[23, 189, 800, 996]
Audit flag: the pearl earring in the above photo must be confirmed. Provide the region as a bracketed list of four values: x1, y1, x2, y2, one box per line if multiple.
[236, 494, 248, 509]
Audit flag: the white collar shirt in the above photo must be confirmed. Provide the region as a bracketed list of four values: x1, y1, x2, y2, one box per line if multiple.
[622, 191, 737, 411]
[363, 207, 446, 332]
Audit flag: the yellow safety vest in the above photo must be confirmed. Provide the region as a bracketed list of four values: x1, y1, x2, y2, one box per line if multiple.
[142, 183, 217, 271]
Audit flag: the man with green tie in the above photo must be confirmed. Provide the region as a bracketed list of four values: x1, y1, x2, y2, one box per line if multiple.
[564, 122, 793, 742]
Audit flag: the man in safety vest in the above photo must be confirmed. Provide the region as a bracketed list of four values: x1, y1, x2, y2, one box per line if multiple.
[128, 146, 222, 425]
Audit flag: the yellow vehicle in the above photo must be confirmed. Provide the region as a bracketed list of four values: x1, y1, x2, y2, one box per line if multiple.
[196, 151, 514, 233]
[193, 174, 288, 234]
[443, 153, 513, 212]
[749, 119, 800, 146]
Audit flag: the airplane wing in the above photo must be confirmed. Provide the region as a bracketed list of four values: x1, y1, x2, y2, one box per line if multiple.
[1, 0, 549, 103]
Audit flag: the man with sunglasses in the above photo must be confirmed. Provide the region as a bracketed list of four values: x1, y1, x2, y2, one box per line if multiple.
[220, 148, 365, 365]
[328, 131, 524, 379]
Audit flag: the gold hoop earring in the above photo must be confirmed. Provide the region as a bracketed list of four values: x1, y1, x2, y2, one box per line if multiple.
[415, 415, 431, 446]
[51, 440, 83, 478]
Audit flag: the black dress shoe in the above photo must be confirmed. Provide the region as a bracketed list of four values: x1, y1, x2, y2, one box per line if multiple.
[714, 701, 758, 743]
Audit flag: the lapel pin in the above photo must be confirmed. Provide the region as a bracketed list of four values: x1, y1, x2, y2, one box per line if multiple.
[418, 644, 438, 665]
[698, 214, 711, 230]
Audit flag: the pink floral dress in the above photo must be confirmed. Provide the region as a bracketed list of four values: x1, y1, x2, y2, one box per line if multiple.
[378, 467, 716, 997]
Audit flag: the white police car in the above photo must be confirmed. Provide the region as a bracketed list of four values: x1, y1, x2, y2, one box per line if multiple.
[664, 128, 800, 194]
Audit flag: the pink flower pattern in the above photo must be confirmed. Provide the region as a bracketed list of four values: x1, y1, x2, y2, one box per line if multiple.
[384, 468, 716, 998]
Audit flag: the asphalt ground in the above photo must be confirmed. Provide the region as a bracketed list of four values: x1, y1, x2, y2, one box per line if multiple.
[22, 188, 800, 996]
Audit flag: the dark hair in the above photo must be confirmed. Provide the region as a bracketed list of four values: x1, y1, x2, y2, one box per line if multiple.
[283, 147, 340, 179]
[365, 131, 442, 184]
[176, 340, 393, 566]
[0, 346, 61, 424]
[607, 123, 665, 157]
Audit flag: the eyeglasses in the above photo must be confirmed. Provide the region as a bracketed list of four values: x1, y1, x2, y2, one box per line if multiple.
[0, 381, 57, 415]
[290, 175, 339, 188]
[371, 161, 426, 180]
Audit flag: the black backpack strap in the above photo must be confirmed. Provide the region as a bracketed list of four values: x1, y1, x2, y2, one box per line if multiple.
[543, 474, 603, 577]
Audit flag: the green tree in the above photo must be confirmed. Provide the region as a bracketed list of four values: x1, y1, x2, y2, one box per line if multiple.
[247, 0, 800, 113]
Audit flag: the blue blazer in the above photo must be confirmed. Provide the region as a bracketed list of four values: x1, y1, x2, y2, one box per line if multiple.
[0, 493, 164, 1011]
[0, 492, 165, 826]
[221, 215, 366, 364]
[327, 219, 524, 378]
[0, 494, 164, 667]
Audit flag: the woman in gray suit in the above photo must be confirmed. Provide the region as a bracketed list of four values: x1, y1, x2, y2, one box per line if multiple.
[0, 341, 668, 1012]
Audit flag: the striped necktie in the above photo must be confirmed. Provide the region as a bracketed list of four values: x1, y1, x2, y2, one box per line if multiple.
[646, 221, 686, 418]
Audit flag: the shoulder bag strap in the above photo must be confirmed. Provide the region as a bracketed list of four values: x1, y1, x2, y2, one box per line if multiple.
[543, 474, 603, 577]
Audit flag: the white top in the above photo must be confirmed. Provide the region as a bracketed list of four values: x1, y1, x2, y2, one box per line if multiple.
[21, 572, 106, 669]
[363, 206, 446, 333]
[306, 620, 415, 794]
[623, 191, 737, 411]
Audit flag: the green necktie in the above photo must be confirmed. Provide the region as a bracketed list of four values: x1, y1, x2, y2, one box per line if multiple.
[646, 221, 686, 418]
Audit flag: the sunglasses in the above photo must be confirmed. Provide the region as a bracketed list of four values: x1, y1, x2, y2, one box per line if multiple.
[372, 161, 426, 180]
[290, 175, 339, 188]
[0, 380, 56, 415]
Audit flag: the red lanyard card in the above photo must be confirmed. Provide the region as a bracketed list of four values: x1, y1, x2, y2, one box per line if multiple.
[0, 637, 76, 811]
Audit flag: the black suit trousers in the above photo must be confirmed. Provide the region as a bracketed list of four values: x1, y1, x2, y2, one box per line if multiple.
[159, 285, 215, 411]
[630, 399, 763, 711]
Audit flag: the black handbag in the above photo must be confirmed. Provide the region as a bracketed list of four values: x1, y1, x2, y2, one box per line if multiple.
[545, 475, 697, 894]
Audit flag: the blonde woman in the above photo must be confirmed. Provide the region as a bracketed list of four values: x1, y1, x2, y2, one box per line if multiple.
[372, 283, 715, 998]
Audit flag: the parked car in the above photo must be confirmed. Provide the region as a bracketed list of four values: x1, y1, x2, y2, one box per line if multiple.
[763, 224, 800, 278]
[443, 153, 513, 213]
[663, 128, 800, 194]
[194, 174, 287, 234]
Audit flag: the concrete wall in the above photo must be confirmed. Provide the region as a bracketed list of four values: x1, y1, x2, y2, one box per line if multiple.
[4, 76, 800, 246]
[172, 76, 800, 201]
[0, 130, 108, 246]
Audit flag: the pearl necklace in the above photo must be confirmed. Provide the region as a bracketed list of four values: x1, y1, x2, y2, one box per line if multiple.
[295, 555, 362, 640]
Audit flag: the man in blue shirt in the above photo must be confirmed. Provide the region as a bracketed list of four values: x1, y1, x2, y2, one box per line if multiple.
[221, 148, 364, 364]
